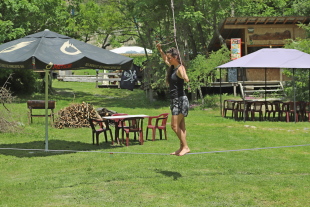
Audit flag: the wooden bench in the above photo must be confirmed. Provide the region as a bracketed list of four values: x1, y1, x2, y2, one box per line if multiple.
[27, 100, 56, 124]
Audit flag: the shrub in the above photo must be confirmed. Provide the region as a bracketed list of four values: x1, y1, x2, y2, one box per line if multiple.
[0, 69, 40, 95]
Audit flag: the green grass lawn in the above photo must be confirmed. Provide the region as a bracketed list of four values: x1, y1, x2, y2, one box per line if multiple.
[1, 80, 310, 206]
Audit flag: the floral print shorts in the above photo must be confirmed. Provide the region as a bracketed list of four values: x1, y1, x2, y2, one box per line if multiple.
[170, 96, 189, 117]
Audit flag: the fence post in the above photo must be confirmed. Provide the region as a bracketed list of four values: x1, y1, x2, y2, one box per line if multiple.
[95, 69, 99, 88]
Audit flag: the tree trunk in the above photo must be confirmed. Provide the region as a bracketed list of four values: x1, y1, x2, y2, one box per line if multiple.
[213, 13, 226, 47]
[198, 86, 204, 105]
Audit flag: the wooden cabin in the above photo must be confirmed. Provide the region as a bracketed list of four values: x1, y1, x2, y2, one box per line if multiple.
[208, 16, 310, 98]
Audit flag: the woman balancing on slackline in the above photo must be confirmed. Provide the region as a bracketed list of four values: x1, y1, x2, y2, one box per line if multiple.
[156, 43, 190, 156]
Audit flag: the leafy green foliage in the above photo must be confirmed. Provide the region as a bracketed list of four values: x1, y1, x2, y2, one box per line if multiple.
[0, 0, 70, 42]
[181, 6, 204, 22]
[235, 0, 310, 16]
[66, 0, 134, 46]
[187, 54, 209, 92]
[0, 0, 309, 96]
[67, 0, 102, 41]
[283, 24, 310, 101]
[146, 58, 167, 91]
[0, 69, 40, 95]
[187, 46, 230, 92]
[132, 56, 147, 66]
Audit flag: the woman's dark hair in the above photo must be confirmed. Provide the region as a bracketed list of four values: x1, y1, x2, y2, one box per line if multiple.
[166, 47, 181, 85]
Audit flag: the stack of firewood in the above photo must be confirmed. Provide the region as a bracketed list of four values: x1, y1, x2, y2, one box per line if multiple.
[54, 102, 102, 129]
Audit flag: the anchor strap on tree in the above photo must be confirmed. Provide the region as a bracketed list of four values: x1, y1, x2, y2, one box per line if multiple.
[170, 0, 183, 65]
[159, 0, 183, 65]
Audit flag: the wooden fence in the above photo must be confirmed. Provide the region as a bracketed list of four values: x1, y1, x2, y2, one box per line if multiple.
[57, 72, 122, 87]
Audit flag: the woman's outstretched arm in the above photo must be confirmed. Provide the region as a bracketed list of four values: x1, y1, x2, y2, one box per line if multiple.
[156, 43, 170, 66]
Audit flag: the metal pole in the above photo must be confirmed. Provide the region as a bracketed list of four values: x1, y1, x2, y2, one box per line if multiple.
[220, 68, 222, 116]
[265, 68, 267, 101]
[243, 68, 246, 122]
[45, 70, 49, 151]
[293, 68, 296, 123]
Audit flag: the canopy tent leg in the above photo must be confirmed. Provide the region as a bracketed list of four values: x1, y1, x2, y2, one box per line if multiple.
[242, 68, 246, 122]
[293, 68, 297, 123]
[264, 68, 267, 102]
[220, 68, 222, 116]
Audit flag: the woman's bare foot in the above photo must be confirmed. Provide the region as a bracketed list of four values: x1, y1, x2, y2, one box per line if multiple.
[170, 149, 182, 155]
[177, 148, 190, 156]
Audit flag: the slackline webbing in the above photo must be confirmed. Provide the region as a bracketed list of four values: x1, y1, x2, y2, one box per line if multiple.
[0, 144, 309, 155]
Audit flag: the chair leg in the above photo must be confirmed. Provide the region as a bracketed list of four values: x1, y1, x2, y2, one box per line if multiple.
[164, 129, 167, 140]
[146, 128, 149, 140]
[115, 127, 121, 144]
[109, 130, 114, 145]
[104, 131, 108, 142]
[234, 110, 238, 120]
[272, 112, 276, 121]
[240, 111, 244, 120]
[159, 129, 163, 140]
[152, 128, 156, 141]
[126, 133, 129, 146]
[279, 112, 283, 121]
[223, 109, 227, 117]
[92, 133, 95, 145]
[96, 133, 99, 145]
[122, 130, 125, 144]
[286, 112, 289, 122]
[139, 131, 144, 145]
[299, 113, 304, 122]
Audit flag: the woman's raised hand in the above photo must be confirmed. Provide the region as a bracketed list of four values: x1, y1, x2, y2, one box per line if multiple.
[156, 43, 162, 50]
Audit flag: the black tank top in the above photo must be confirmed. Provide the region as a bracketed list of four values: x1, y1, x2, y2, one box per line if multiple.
[169, 66, 185, 98]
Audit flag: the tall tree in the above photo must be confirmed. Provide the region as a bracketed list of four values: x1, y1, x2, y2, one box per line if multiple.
[283, 24, 310, 101]
[0, 0, 70, 43]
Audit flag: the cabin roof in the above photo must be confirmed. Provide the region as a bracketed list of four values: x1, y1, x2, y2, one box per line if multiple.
[208, 16, 310, 52]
